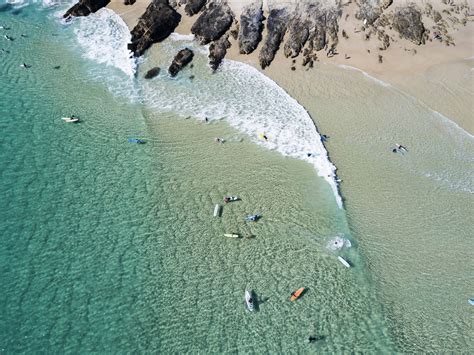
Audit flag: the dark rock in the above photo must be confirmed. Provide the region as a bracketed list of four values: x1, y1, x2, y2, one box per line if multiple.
[124, 0, 136, 5]
[168, 48, 194, 77]
[184, 0, 206, 16]
[129, 0, 181, 57]
[144, 67, 161, 79]
[238, 0, 264, 54]
[209, 33, 231, 71]
[259, 7, 290, 69]
[191, 1, 234, 44]
[392, 5, 426, 44]
[284, 6, 310, 58]
[64, 0, 110, 18]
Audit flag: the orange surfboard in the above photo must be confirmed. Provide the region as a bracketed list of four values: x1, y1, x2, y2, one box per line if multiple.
[290, 287, 305, 301]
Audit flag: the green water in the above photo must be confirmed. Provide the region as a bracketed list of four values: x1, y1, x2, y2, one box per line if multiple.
[0, 4, 395, 353]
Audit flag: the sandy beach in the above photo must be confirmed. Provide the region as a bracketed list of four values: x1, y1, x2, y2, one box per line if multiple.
[108, 0, 473, 133]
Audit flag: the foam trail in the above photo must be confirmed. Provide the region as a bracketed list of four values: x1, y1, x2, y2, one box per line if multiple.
[338, 64, 392, 88]
[141, 35, 343, 208]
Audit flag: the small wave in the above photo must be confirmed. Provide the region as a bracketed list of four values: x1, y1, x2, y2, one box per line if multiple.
[73, 8, 136, 77]
[338, 64, 392, 88]
[141, 36, 343, 208]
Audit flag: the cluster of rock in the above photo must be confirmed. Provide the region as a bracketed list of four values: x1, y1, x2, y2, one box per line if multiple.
[64, 0, 467, 74]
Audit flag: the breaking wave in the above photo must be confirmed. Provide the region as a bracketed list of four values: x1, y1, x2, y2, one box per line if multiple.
[68, 9, 343, 208]
[73, 8, 136, 78]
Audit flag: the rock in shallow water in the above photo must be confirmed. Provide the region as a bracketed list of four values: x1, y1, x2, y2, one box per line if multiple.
[191, 1, 234, 44]
[144, 67, 161, 79]
[168, 48, 194, 77]
[64, 0, 110, 18]
[209, 34, 231, 71]
[129, 0, 181, 57]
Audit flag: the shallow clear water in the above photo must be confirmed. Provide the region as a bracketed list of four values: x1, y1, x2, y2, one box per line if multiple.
[0, 3, 395, 353]
[263, 61, 474, 352]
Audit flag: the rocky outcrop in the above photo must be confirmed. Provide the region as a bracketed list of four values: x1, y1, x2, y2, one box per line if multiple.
[144, 67, 161, 79]
[284, 5, 311, 58]
[259, 7, 290, 69]
[184, 0, 207, 16]
[191, 1, 234, 44]
[209, 34, 231, 71]
[238, 0, 264, 54]
[168, 48, 194, 77]
[124, 0, 136, 5]
[356, 0, 392, 25]
[392, 5, 426, 45]
[63, 0, 110, 18]
[129, 0, 181, 57]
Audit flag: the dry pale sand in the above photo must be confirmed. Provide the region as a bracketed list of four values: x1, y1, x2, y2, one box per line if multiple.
[107, 0, 474, 133]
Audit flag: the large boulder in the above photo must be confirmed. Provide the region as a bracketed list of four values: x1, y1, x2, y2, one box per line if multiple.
[144, 67, 161, 79]
[259, 7, 289, 69]
[191, 1, 234, 44]
[209, 34, 231, 71]
[129, 0, 181, 57]
[63, 0, 110, 18]
[392, 5, 426, 44]
[168, 48, 194, 77]
[238, 0, 264, 54]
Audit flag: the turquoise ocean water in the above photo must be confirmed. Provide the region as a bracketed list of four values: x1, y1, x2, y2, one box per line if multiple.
[1, 2, 472, 353]
[0, 3, 395, 352]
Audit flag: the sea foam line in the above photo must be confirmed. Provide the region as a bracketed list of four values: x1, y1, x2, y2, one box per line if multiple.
[73, 8, 136, 77]
[66, 7, 344, 208]
[141, 35, 343, 208]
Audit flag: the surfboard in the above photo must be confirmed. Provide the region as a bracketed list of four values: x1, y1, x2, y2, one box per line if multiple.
[290, 287, 305, 301]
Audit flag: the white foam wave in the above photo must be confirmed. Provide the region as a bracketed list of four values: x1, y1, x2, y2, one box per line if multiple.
[141, 36, 343, 207]
[169, 33, 195, 41]
[73, 8, 136, 77]
[326, 235, 352, 251]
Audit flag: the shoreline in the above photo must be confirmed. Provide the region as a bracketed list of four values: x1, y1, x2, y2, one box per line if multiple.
[107, 0, 474, 134]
